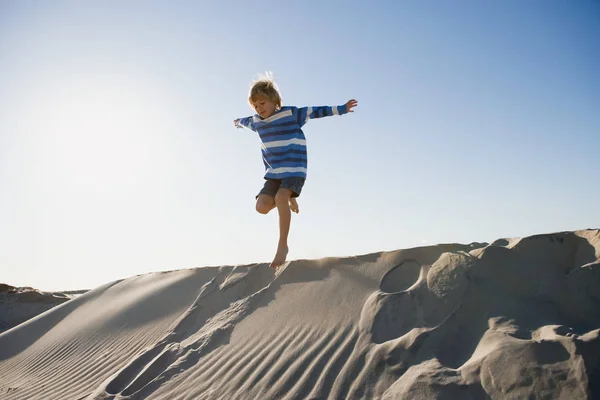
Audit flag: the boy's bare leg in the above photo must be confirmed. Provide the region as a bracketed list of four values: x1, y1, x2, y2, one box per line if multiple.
[255, 194, 276, 214]
[257, 194, 298, 215]
[271, 188, 293, 268]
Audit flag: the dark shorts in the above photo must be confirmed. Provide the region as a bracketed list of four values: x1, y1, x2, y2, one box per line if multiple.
[256, 177, 306, 199]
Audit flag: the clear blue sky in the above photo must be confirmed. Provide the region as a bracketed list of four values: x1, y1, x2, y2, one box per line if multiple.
[1, 1, 599, 291]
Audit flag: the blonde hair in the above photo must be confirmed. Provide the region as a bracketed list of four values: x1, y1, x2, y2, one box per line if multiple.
[248, 72, 282, 109]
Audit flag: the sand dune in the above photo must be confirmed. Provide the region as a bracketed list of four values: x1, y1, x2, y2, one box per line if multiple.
[0, 229, 598, 399]
[0, 284, 80, 334]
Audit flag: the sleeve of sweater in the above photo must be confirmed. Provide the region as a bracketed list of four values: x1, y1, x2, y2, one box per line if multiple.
[235, 116, 257, 131]
[295, 105, 349, 127]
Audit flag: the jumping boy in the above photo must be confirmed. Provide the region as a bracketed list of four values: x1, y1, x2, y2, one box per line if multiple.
[234, 74, 358, 268]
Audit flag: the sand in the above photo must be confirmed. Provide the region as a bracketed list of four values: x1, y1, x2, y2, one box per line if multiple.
[0, 284, 81, 334]
[0, 229, 598, 399]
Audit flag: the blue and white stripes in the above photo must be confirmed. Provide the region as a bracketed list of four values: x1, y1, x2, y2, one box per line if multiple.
[237, 105, 348, 179]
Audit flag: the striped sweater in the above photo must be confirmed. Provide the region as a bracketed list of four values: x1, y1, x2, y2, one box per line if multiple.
[236, 104, 348, 179]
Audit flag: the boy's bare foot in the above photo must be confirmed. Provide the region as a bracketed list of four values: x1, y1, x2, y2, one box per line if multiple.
[289, 198, 299, 213]
[270, 246, 289, 269]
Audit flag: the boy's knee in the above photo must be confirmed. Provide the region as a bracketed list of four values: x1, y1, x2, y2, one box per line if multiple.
[256, 196, 274, 214]
[256, 203, 270, 214]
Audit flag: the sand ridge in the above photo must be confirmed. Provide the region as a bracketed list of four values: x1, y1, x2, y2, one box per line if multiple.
[0, 229, 598, 399]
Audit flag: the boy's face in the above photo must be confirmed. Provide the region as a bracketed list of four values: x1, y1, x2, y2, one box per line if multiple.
[252, 96, 277, 119]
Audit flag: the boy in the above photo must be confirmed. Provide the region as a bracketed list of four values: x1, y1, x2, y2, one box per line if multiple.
[234, 75, 358, 268]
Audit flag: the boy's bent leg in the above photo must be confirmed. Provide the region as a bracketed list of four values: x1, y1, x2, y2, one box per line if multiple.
[256, 194, 276, 214]
[271, 188, 293, 268]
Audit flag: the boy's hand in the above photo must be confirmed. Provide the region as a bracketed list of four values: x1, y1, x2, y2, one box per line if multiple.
[233, 118, 242, 128]
[346, 99, 358, 112]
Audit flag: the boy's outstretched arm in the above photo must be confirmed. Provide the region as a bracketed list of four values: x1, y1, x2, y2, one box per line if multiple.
[233, 116, 257, 131]
[296, 99, 358, 126]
